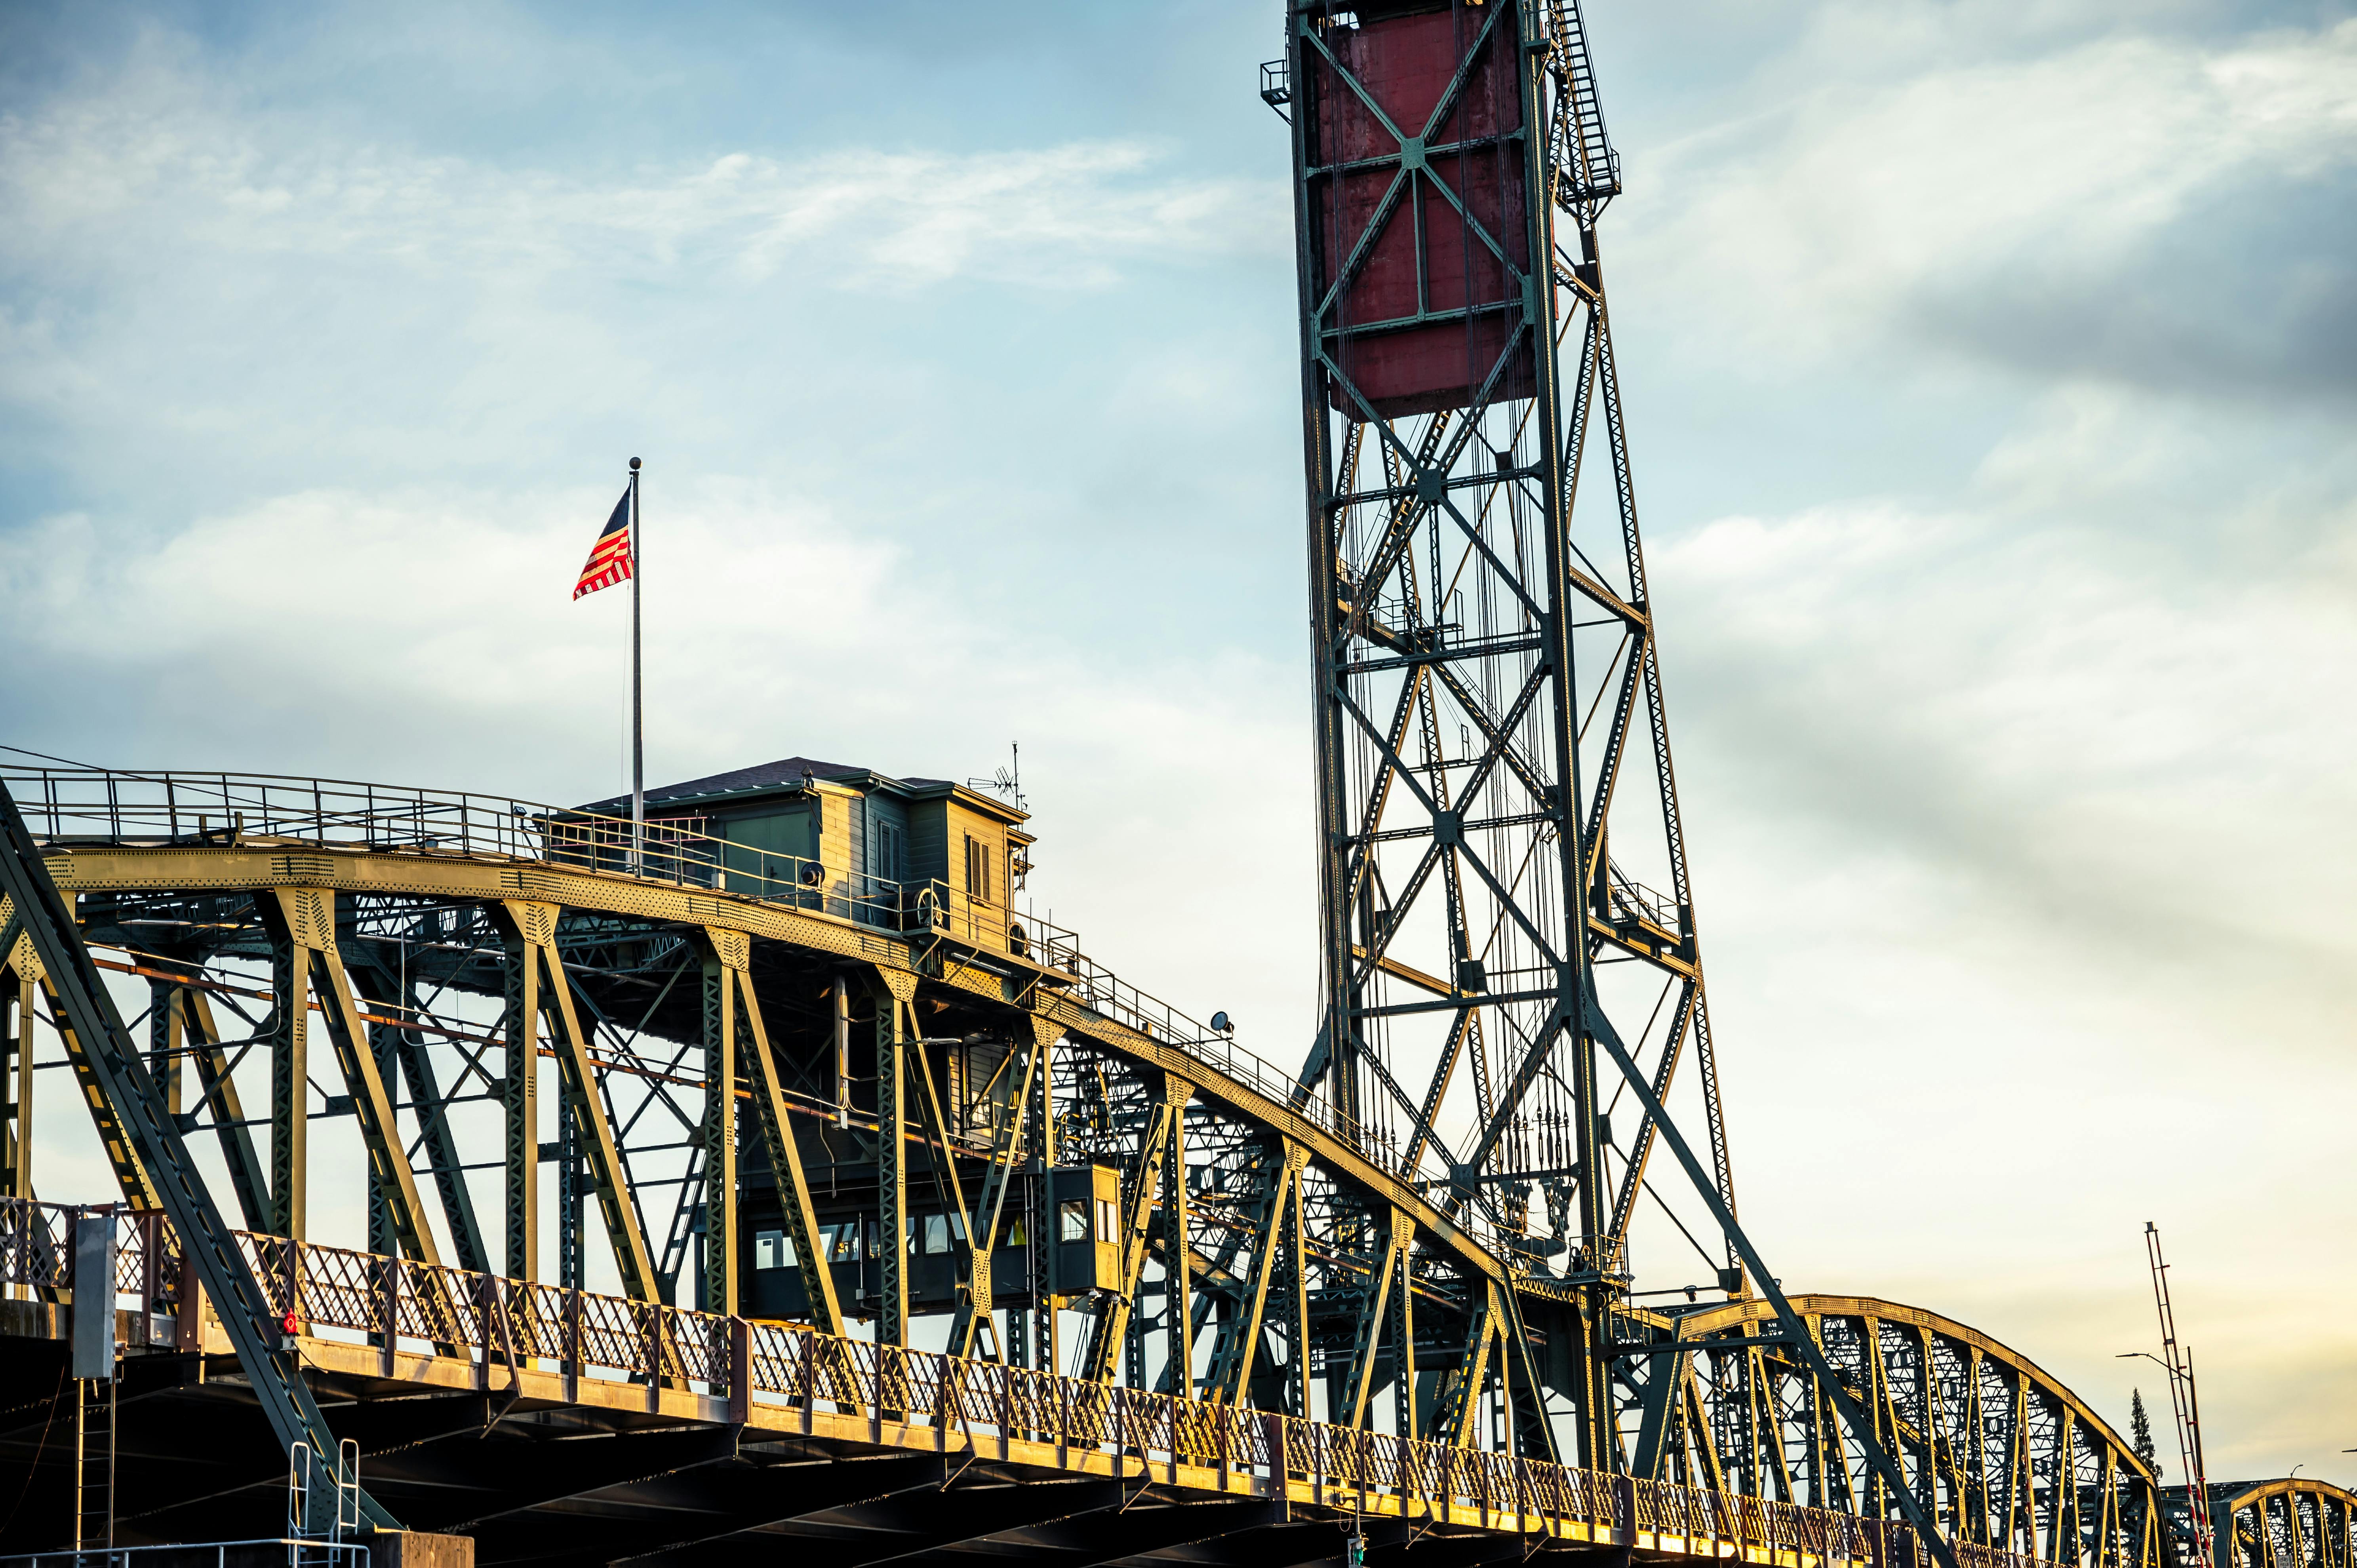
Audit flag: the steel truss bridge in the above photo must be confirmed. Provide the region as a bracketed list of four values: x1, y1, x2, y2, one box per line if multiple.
[0, 769, 2292, 1568]
[0, 3, 2342, 1568]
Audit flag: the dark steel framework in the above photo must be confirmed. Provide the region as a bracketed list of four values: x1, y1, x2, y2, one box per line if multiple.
[2202, 1480, 2357, 1568]
[1279, 0, 1739, 1469]
[0, 764, 2227, 1562]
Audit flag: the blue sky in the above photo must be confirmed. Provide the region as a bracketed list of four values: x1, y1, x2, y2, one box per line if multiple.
[4, 0, 2353, 1480]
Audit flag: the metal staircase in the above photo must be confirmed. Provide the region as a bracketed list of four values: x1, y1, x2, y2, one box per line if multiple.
[1548, 0, 1622, 210]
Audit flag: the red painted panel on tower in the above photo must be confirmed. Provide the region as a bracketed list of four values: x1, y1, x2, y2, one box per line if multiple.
[1306, 6, 1532, 419]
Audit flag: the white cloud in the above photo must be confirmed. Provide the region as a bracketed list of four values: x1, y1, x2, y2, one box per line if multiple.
[1630, 369, 2357, 1473]
[0, 478, 1314, 1050]
[1661, 480, 2357, 998]
[1621, 18, 2357, 369]
[0, 66, 1283, 297]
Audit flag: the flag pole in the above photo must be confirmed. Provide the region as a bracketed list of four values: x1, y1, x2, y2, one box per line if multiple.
[628, 456, 644, 874]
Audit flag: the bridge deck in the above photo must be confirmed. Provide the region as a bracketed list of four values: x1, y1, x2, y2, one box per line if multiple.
[0, 1205, 2039, 1568]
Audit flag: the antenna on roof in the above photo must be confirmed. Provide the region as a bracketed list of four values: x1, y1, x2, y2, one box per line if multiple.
[968, 742, 1025, 813]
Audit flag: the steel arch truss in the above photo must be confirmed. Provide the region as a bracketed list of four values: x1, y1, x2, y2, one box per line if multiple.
[4, 776, 2333, 1568]
[18, 821, 1550, 1461]
[1621, 1296, 2172, 1568]
[2207, 1480, 2357, 1568]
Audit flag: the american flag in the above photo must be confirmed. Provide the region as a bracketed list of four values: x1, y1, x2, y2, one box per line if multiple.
[573, 489, 633, 599]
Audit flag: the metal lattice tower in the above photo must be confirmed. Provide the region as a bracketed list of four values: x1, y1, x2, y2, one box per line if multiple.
[1279, 0, 1742, 1467]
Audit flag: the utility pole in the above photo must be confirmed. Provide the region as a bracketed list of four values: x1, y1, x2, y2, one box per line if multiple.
[2144, 1222, 2214, 1563]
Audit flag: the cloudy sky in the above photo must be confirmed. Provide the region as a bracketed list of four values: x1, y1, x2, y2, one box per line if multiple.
[4, 0, 2352, 1483]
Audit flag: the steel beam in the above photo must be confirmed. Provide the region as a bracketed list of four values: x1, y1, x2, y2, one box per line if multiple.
[700, 941, 739, 1316]
[481, 1452, 950, 1565]
[1081, 1077, 1178, 1383]
[709, 929, 841, 1336]
[274, 890, 442, 1267]
[1336, 1206, 1409, 1429]
[872, 967, 918, 1349]
[1277, 1135, 1311, 1418]
[0, 913, 30, 1200]
[524, 906, 661, 1302]
[175, 981, 271, 1232]
[261, 909, 308, 1239]
[1163, 1080, 1193, 1399]
[1206, 1140, 1304, 1406]
[815, 1478, 1125, 1566]
[496, 906, 541, 1282]
[1021, 1008, 1061, 1373]
[947, 1014, 1051, 1359]
[1582, 996, 1960, 1568]
[46, 845, 1517, 1296]
[0, 779, 399, 1526]
[23, 889, 165, 1213]
[1432, 1281, 1500, 1448]
[348, 951, 488, 1273]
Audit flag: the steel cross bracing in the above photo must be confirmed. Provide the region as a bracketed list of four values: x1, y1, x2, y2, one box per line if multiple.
[0, 779, 2257, 1568]
[1280, 0, 1740, 1475]
[0, 781, 398, 1527]
[1, 1198, 2044, 1568]
[2206, 1480, 2357, 1568]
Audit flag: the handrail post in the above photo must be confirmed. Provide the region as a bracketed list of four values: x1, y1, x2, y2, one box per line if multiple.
[139, 1209, 160, 1318]
[564, 1286, 581, 1403]
[801, 1326, 821, 1435]
[933, 1349, 952, 1453]
[377, 1253, 398, 1379]
[728, 1315, 752, 1425]
[1266, 1413, 1289, 1520]
[643, 1300, 662, 1413]
[176, 1249, 204, 1352]
[476, 1272, 493, 1393]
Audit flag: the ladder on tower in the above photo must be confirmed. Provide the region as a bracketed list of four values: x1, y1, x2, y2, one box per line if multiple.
[1547, 0, 1621, 209]
[287, 1439, 364, 1568]
[2146, 1222, 2215, 1565]
[74, 1375, 115, 1557]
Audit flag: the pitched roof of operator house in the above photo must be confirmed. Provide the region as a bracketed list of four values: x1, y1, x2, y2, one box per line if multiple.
[576, 755, 1025, 826]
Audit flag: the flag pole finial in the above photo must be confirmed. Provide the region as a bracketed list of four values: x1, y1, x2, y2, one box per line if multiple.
[630, 456, 641, 470]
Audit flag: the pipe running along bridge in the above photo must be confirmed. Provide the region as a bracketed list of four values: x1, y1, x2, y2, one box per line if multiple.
[0, 4, 2339, 1567]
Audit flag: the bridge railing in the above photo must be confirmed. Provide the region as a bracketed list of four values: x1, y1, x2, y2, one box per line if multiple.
[5, 762, 1444, 1208]
[0, 1200, 2005, 1568]
[0, 1198, 74, 1298]
[0, 1199, 186, 1315]
[0, 763, 904, 924]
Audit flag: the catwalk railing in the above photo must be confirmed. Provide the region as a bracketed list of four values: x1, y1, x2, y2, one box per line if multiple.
[1, 763, 1427, 1207]
[5, 1199, 2037, 1568]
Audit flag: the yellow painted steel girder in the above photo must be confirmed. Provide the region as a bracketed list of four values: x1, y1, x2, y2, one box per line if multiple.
[1667, 1292, 2162, 1490]
[46, 841, 1513, 1290]
[2216, 1479, 2357, 1513]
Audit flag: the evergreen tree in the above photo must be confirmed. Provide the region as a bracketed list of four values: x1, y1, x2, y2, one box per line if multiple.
[2130, 1389, 2163, 1479]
